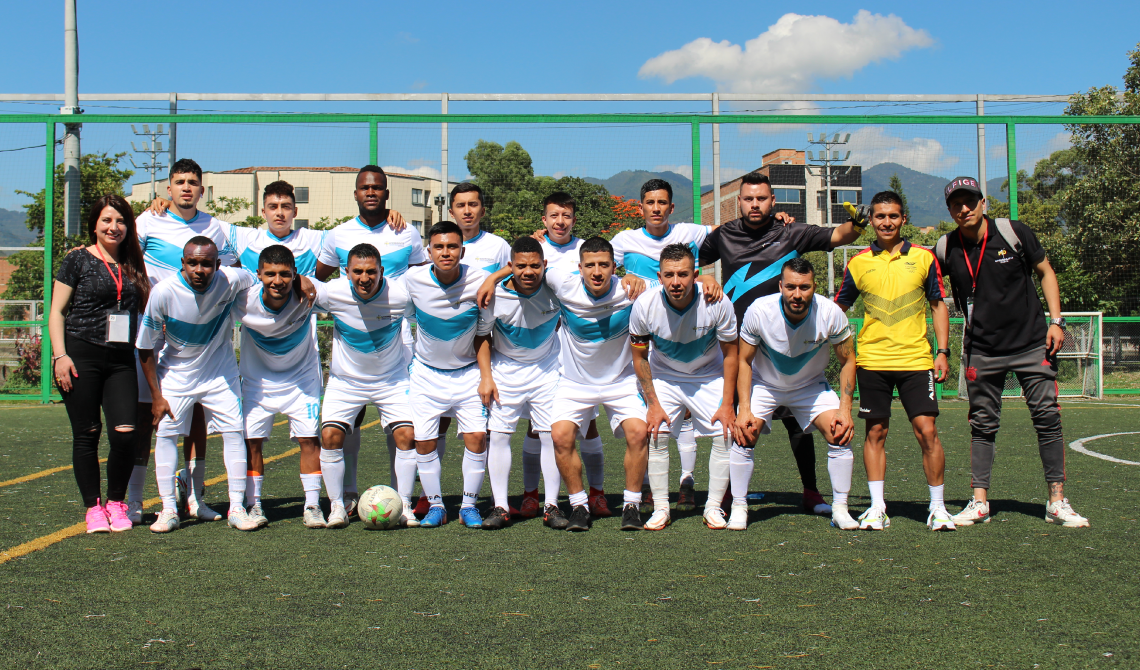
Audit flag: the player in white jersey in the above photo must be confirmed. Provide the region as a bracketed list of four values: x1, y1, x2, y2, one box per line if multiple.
[227, 181, 326, 279]
[477, 236, 566, 529]
[318, 243, 418, 529]
[451, 183, 512, 273]
[732, 257, 859, 531]
[630, 243, 740, 530]
[404, 221, 493, 529]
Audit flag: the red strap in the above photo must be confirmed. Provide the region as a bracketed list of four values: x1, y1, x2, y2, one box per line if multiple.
[93, 245, 123, 302]
[958, 227, 988, 292]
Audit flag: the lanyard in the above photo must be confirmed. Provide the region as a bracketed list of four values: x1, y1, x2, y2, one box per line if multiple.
[958, 227, 988, 291]
[93, 245, 123, 307]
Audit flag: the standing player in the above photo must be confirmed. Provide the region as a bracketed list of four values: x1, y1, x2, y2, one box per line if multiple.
[835, 191, 955, 531]
[732, 258, 857, 531]
[699, 171, 864, 516]
[452, 183, 511, 273]
[403, 222, 493, 528]
[629, 244, 739, 530]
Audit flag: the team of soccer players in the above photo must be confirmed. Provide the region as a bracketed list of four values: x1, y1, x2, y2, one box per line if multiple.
[129, 158, 1089, 534]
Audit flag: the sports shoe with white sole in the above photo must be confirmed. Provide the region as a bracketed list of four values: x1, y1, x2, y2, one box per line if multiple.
[803, 489, 832, 516]
[126, 500, 144, 525]
[401, 504, 421, 528]
[343, 491, 359, 518]
[302, 505, 327, 528]
[643, 509, 671, 531]
[227, 506, 259, 531]
[149, 508, 180, 533]
[830, 504, 859, 530]
[857, 506, 890, 531]
[951, 497, 990, 526]
[727, 502, 749, 531]
[927, 506, 957, 531]
[1045, 498, 1090, 528]
[248, 503, 269, 528]
[326, 501, 350, 529]
[188, 499, 222, 522]
[703, 507, 727, 530]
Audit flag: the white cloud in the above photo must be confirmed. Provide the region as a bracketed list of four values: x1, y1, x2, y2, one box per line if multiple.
[382, 164, 441, 181]
[653, 164, 693, 180]
[847, 126, 959, 175]
[988, 131, 1071, 171]
[639, 11, 934, 93]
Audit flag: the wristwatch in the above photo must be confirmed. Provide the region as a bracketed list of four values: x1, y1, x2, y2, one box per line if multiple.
[936, 348, 952, 358]
[1050, 317, 1067, 329]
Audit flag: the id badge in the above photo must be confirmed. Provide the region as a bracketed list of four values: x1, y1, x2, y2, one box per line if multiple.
[965, 298, 974, 326]
[106, 310, 131, 343]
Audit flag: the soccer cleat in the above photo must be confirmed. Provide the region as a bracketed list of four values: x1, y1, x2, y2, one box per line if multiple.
[565, 504, 591, 531]
[703, 507, 727, 530]
[413, 495, 430, 518]
[830, 504, 859, 530]
[105, 500, 132, 532]
[803, 489, 832, 516]
[857, 506, 891, 531]
[459, 506, 483, 529]
[343, 491, 359, 518]
[544, 504, 570, 530]
[588, 488, 612, 517]
[149, 508, 180, 533]
[482, 506, 509, 530]
[85, 502, 111, 534]
[927, 506, 957, 532]
[519, 490, 541, 518]
[126, 500, 144, 525]
[1045, 498, 1090, 528]
[951, 497, 991, 526]
[248, 503, 269, 528]
[639, 485, 654, 514]
[677, 478, 696, 511]
[326, 501, 350, 529]
[302, 505, 327, 528]
[644, 509, 671, 531]
[188, 500, 222, 522]
[227, 506, 259, 531]
[727, 502, 749, 531]
[621, 503, 642, 531]
[420, 505, 447, 528]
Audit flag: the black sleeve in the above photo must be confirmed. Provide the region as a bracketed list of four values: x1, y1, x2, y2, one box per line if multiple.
[55, 249, 82, 288]
[1010, 220, 1046, 265]
[698, 228, 721, 266]
[790, 223, 833, 253]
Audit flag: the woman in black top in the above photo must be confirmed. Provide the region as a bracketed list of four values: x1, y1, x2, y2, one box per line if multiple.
[49, 194, 150, 533]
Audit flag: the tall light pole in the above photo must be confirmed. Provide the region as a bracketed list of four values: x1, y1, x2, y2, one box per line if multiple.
[130, 124, 168, 201]
[62, 0, 82, 237]
[807, 132, 851, 296]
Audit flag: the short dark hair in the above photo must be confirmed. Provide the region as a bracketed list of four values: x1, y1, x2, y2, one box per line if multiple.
[640, 179, 673, 201]
[427, 220, 463, 243]
[183, 236, 217, 255]
[347, 243, 380, 264]
[542, 191, 576, 214]
[781, 256, 815, 278]
[659, 242, 694, 269]
[170, 158, 202, 180]
[450, 182, 484, 206]
[258, 244, 296, 270]
[511, 235, 544, 259]
[740, 172, 771, 188]
[356, 165, 387, 184]
[579, 236, 613, 261]
[869, 190, 904, 211]
[263, 180, 295, 203]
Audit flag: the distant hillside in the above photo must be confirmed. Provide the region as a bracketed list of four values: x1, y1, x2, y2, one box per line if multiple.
[585, 170, 695, 223]
[0, 208, 35, 256]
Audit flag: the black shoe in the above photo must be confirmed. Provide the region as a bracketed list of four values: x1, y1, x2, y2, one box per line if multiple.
[676, 479, 696, 511]
[639, 485, 654, 514]
[482, 506, 509, 530]
[544, 504, 569, 530]
[566, 505, 591, 531]
[621, 503, 642, 531]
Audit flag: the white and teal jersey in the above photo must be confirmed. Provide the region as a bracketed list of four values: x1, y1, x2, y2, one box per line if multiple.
[484, 278, 561, 370]
[228, 225, 326, 278]
[136, 209, 237, 285]
[540, 235, 585, 271]
[233, 283, 325, 390]
[136, 267, 253, 395]
[404, 264, 491, 371]
[317, 217, 426, 278]
[629, 285, 737, 384]
[545, 265, 634, 386]
[739, 293, 852, 391]
[321, 277, 408, 383]
[611, 223, 710, 286]
[461, 230, 511, 273]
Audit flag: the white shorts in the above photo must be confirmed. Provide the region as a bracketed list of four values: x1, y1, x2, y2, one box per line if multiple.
[750, 377, 840, 435]
[488, 367, 559, 433]
[409, 361, 487, 441]
[157, 376, 244, 439]
[657, 377, 730, 438]
[243, 378, 322, 440]
[552, 375, 646, 438]
[321, 372, 413, 433]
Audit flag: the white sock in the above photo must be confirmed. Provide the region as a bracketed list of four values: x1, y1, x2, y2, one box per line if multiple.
[826, 445, 854, 508]
[154, 435, 179, 511]
[568, 490, 588, 508]
[623, 488, 642, 506]
[394, 449, 418, 507]
[221, 432, 248, 510]
[706, 435, 731, 512]
[648, 433, 670, 511]
[868, 480, 886, 510]
[300, 473, 322, 507]
[580, 435, 604, 489]
[461, 447, 487, 509]
[245, 474, 263, 507]
[929, 484, 945, 510]
[436, 434, 447, 461]
[320, 449, 345, 505]
[488, 432, 513, 511]
[729, 444, 754, 505]
[539, 432, 561, 506]
[386, 429, 399, 488]
[521, 434, 541, 493]
[678, 420, 697, 484]
[128, 464, 147, 502]
[416, 451, 443, 507]
[187, 458, 206, 503]
[342, 428, 360, 495]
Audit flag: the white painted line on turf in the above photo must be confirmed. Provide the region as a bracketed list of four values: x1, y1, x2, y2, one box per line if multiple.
[1068, 432, 1140, 466]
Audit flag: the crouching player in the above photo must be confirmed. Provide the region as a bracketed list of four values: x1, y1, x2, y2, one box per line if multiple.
[630, 243, 739, 530]
[732, 258, 858, 531]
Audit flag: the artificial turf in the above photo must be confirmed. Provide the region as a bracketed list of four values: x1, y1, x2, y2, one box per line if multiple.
[1, 398, 1138, 669]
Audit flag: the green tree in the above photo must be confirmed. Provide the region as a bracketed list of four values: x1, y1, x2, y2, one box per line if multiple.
[888, 173, 911, 220]
[204, 195, 264, 228]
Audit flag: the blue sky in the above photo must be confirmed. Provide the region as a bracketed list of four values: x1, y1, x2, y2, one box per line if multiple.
[1, 1, 1137, 210]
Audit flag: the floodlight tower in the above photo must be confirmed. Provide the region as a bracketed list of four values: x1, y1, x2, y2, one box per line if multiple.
[130, 124, 169, 201]
[806, 132, 852, 295]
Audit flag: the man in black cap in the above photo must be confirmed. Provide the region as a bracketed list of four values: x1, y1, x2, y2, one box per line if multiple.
[934, 176, 1088, 528]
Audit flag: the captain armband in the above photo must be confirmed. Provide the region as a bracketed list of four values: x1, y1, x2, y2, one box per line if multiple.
[630, 333, 652, 348]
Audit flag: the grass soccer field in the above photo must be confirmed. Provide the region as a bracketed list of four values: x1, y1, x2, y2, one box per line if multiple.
[1, 398, 1138, 669]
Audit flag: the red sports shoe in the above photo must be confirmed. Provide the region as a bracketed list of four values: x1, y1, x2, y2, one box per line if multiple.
[518, 490, 541, 518]
[413, 495, 430, 517]
[588, 488, 612, 517]
[803, 489, 832, 515]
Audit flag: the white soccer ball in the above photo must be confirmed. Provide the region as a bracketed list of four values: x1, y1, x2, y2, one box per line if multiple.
[357, 485, 404, 530]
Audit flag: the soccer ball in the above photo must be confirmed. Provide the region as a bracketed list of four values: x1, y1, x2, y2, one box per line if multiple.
[174, 468, 190, 517]
[357, 485, 404, 530]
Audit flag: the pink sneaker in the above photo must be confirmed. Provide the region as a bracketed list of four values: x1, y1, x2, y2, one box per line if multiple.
[85, 501, 111, 534]
[105, 500, 132, 532]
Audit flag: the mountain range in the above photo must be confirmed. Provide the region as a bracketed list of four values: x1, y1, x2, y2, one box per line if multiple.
[0, 208, 34, 256]
[584, 170, 694, 223]
[862, 162, 1007, 229]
